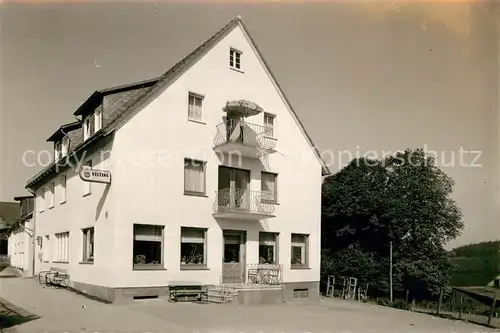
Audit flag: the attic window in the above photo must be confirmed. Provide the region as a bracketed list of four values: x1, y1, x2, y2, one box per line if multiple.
[83, 117, 91, 141]
[229, 48, 242, 71]
[95, 108, 103, 132]
[61, 136, 69, 157]
[54, 141, 62, 161]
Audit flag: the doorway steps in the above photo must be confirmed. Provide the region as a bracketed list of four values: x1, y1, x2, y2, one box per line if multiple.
[207, 285, 239, 304]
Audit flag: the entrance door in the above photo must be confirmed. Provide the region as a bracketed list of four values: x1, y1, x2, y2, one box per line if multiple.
[218, 167, 250, 210]
[223, 230, 246, 284]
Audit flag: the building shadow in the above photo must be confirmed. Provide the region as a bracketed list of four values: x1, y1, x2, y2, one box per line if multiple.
[0, 299, 40, 331]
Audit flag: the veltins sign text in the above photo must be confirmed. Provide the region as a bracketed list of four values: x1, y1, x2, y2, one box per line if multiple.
[79, 166, 112, 184]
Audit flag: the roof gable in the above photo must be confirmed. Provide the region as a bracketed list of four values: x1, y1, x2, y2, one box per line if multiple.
[102, 16, 330, 175]
[26, 15, 330, 189]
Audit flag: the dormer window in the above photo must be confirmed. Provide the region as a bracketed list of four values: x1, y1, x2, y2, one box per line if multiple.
[61, 136, 69, 157]
[54, 141, 62, 161]
[229, 48, 242, 71]
[83, 117, 91, 141]
[95, 108, 102, 132]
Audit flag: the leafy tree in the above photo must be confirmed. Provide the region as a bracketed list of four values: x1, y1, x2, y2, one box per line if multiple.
[322, 149, 463, 300]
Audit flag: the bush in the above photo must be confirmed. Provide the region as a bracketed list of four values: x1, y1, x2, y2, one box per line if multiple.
[376, 298, 392, 307]
[375, 298, 410, 310]
[391, 299, 411, 310]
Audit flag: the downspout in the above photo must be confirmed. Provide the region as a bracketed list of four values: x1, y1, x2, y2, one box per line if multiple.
[26, 187, 36, 278]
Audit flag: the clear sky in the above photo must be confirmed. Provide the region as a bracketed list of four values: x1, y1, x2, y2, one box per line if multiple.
[0, 1, 498, 247]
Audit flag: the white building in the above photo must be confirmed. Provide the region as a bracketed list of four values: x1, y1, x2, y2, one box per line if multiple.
[7, 196, 34, 276]
[26, 16, 330, 304]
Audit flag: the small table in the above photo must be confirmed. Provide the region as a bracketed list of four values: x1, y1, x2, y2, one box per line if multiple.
[169, 283, 208, 303]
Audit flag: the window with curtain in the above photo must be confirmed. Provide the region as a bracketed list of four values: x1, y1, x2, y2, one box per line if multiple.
[55, 232, 70, 262]
[188, 93, 204, 121]
[291, 234, 309, 268]
[261, 172, 277, 202]
[181, 227, 207, 267]
[82, 228, 94, 262]
[184, 159, 206, 195]
[133, 224, 164, 269]
[259, 232, 278, 264]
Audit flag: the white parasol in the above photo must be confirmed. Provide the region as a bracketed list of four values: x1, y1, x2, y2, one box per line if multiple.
[223, 100, 264, 117]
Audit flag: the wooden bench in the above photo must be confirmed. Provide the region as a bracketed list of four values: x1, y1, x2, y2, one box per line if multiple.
[169, 282, 208, 303]
[38, 267, 70, 288]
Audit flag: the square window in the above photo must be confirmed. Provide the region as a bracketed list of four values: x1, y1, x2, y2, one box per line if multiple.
[259, 232, 278, 264]
[82, 228, 94, 262]
[229, 48, 242, 70]
[133, 224, 164, 269]
[184, 159, 206, 195]
[291, 234, 309, 268]
[261, 172, 278, 203]
[180, 227, 207, 267]
[188, 93, 204, 122]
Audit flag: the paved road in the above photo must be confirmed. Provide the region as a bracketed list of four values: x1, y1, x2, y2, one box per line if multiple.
[1, 278, 497, 333]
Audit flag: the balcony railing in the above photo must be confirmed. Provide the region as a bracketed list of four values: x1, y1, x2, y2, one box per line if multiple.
[214, 119, 277, 151]
[247, 264, 282, 285]
[213, 188, 276, 218]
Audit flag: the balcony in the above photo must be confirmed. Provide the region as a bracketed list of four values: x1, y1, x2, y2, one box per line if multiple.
[213, 188, 276, 220]
[214, 119, 277, 159]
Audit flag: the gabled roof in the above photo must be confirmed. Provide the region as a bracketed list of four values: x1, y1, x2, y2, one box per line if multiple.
[26, 15, 330, 189]
[0, 202, 20, 226]
[47, 121, 82, 142]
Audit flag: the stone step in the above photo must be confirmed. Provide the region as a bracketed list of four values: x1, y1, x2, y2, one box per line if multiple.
[207, 294, 236, 304]
[208, 286, 238, 293]
[207, 291, 239, 298]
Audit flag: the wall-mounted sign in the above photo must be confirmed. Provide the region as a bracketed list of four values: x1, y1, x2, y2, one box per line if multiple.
[79, 166, 111, 184]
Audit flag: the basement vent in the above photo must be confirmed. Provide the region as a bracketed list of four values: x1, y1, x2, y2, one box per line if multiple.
[133, 295, 159, 300]
[494, 279, 499, 288]
[293, 288, 309, 299]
